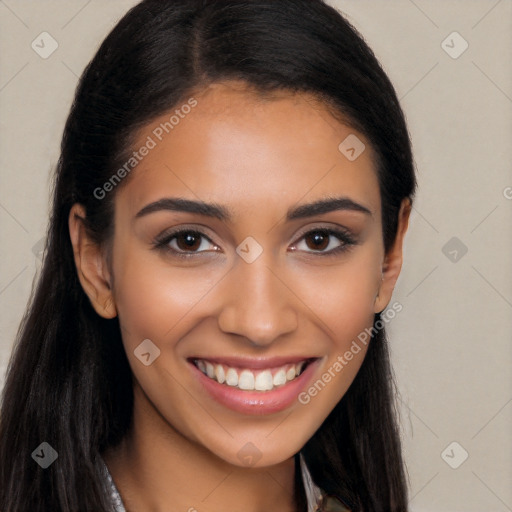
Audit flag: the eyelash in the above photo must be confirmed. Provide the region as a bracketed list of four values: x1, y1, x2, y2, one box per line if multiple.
[152, 226, 357, 260]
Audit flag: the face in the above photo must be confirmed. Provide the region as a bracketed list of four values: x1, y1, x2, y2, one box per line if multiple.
[72, 81, 406, 468]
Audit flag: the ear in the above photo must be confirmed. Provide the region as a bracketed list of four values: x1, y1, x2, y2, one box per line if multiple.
[68, 203, 117, 319]
[374, 198, 412, 314]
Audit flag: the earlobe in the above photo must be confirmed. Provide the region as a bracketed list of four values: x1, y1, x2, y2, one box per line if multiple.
[68, 203, 117, 319]
[373, 198, 412, 314]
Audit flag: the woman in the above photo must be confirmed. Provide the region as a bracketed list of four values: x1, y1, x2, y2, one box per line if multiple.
[0, 1, 416, 510]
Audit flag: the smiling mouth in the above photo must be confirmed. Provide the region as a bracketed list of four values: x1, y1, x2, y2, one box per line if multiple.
[192, 358, 314, 392]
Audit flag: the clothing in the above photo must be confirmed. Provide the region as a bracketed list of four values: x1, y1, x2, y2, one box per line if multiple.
[100, 454, 350, 512]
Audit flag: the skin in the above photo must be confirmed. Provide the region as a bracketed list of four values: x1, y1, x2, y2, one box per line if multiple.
[69, 80, 411, 512]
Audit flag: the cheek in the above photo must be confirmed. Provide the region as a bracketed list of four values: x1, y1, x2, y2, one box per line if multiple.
[292, 246, 381, 409]
[110, 244, 221, 348]
[295, 246, 382, 336]
[109, 249, 218, 433]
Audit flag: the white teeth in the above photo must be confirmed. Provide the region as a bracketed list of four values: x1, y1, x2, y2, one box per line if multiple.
[238, 370, 255, 390]
[215, 364, 225, 384]
[195, 359, 309, 391]
[255, 370, 273, 391]
[272, 369, 287, 387]
[225, 368, 239, 387]
[286, 366, 296, 381]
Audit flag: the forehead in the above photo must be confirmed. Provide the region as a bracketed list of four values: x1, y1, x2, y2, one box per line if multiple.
[115, 82, 381, 221]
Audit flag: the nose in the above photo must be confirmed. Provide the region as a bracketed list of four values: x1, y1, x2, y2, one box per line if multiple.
[216, 256, 298, 347]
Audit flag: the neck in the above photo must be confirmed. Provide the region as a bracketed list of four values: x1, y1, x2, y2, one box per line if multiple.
[102, 383, 297, 512]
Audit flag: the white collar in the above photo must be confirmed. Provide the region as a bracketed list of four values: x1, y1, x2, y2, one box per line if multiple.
[101, 454, 324, 512]
[299, 453, 325, 512]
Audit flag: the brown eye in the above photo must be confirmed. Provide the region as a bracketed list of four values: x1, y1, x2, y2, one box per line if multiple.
[154, 229, 220, 257]
[292, 227, 356, 256]
[304, 231, 330, 251]
[175, 232, 203, 251]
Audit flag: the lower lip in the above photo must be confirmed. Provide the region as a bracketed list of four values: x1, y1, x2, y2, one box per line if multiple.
[189, 359, 320, 415]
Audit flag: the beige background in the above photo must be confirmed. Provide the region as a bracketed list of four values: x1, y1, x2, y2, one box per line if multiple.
[0, 1, 511, 510]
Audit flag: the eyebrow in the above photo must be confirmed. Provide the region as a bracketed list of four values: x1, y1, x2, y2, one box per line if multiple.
[134, 196, 372, 222]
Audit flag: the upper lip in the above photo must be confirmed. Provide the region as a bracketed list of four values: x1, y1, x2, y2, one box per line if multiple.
[188, 355, 318, 369]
